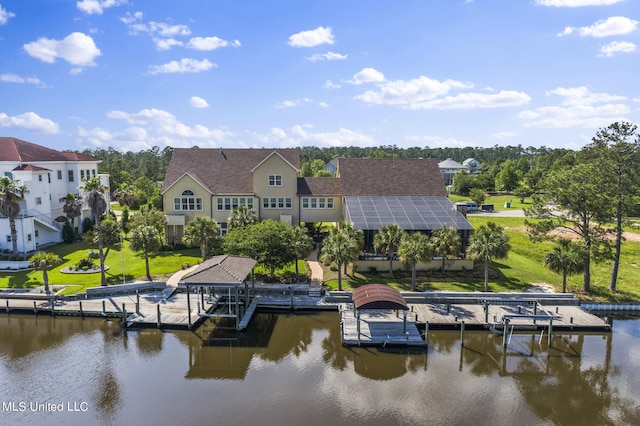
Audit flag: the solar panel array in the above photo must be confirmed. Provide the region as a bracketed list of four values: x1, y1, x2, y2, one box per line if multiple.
[344, 196, 474, 231]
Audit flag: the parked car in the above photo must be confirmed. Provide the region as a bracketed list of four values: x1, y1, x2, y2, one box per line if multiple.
[455, 201, 478, 213]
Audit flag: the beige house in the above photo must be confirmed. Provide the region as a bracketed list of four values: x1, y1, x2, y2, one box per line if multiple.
[162, 148, 473, 257]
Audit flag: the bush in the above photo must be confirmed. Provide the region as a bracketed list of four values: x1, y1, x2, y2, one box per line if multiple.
[62, 221, 75, 243]
[368, 266, 378, 275]
[82, 217, 94, 233]
[75, 257, 96, 271]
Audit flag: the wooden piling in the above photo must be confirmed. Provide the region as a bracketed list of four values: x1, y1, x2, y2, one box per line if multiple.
[157, 304, 161, 328]
[79, 301, 84, 318]
[461, 320, 465, 347]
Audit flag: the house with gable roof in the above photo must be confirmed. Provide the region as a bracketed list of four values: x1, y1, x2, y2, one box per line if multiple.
[0, 137, 110, 253]
[162, 148, 473, 253]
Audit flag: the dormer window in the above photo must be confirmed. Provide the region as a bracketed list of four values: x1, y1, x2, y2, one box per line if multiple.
[268, 174, 282, 186]
[173, 190, 203, 211]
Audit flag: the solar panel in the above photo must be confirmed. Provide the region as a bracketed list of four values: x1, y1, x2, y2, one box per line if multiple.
[344, 196, 474, 231]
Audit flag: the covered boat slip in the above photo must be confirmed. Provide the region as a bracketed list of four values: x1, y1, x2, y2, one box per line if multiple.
[340, 284, 426, 347]
[178, 255, 258, 330]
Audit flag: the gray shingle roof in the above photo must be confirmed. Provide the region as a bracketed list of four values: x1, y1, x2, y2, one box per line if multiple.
[181, 255, 257, 285]
[337, 158, 447, 196]
[162, 148, 300, 194]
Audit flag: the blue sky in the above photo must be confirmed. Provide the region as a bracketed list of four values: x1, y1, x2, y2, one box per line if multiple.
[0, 0, 638, 153]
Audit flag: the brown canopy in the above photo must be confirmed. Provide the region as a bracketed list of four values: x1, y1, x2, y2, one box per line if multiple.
[352, 284, 408, 311]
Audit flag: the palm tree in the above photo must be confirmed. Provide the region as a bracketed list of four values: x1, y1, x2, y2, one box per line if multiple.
[544, 239, 585, 293]
[333, 222, 364, 275]
[60, 192, 82, 233]
[289, 226, 314, 283]
[319, 232, 357, 291]
[182, 216, 221, 260]
[0, 177, 27, 256]
[129, 225, 162, 281]
[466, 222, 511, 292]
[113, 184, 136, 208]
[82, 177, 108, 286]
[430, 224, 461, 276]
[228, 205, 258, 230]
[398, 232, 432, 291]
[374, 223, 405, 274]
[28, 251, 62, 294]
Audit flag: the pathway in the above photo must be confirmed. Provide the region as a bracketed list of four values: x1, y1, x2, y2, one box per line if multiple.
[306, 246, 323, 288]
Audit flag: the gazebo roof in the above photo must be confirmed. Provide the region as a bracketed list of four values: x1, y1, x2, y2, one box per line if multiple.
[179, 255, 257, 287]
[352, 284, 408, 311]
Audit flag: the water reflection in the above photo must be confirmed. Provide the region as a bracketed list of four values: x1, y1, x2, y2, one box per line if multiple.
[1, 313, 640, 425]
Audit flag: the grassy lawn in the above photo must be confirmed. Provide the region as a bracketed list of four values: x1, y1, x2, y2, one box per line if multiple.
[448, 193, 533, 211]
[0, 241, 202, 295]
[323, 215, 640, 302]
[0, 240, 309, 296]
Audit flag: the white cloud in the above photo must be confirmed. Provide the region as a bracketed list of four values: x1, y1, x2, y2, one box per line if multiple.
[350, 68, 386, 85]
[147, 58, 215, 75]
[275, 98, 313, 109]
[76, 0, 127, 15]
[559, 16, 638, 37]
[306, 51, 347, 61]
[546, 86, 626, 105]
[353, 71, 530, 110]
[189, 96, 209, 108]
[600, 40, 637, 56]
[23, 32, 101, 66]
[355, 75, 469, 105]
[408, 90, 531, 110]
[186, 36, 241, 51]
[156, 38, 183, 51]
[519, 86, 630, 128]
[492, 132, 518, 139]
[405, 134, 471, 148]
[0, 111, 60, 134]
[0, 74, 44, 86]
[254, 124, 376, 148]
[122, 12, 191, 37]
[288, 26, 334, 47]
[535, 0, 624, 6]
[324, 80, 341, 89]
[95, 108, 233, 149]
[0, 4, 15, 25]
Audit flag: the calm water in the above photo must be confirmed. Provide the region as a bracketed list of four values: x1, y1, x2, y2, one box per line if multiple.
[1, 312, 639, 426]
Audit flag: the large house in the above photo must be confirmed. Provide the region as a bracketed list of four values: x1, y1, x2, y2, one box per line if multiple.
[0, 137, 110, 253]
[162, 148, 473, 251]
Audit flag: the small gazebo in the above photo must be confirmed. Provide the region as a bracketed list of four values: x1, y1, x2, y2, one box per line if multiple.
[179, 255, 257, 329]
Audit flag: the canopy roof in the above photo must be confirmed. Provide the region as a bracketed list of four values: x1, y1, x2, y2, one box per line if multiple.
[179, 255, 256, 287]
[352, 284, 408, 311]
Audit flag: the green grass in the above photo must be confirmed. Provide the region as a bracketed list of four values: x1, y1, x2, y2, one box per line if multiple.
[448, 193, 533, 211]
[1, 240, 309, 295]
[0, 241, 202, 295]
[323, 215, 640, 302]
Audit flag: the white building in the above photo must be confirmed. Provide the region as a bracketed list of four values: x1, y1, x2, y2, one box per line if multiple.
[0, 137, 109, 254]
[438, 158, 468, 186]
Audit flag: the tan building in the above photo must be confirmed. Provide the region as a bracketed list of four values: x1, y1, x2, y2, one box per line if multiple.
[161, 148, 473, 251]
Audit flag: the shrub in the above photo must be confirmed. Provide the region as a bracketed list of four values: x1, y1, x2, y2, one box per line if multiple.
[62, 221, 75, 243]
[368, 266, 378, 275]
[82, 217, 94, 233]
[75, 257, 96, 271]
[181, 262, 191, 270]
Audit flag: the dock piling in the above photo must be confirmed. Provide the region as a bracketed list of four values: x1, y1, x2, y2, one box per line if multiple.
[461, 320, 465, 347]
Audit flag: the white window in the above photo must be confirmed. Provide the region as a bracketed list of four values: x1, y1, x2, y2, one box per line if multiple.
[38, 175, 43, 182]
[57, 170, 62, 180]
[268, 175, 282, 186]
[35, 197, 42, 205]
[6, 235, 11, 242]
[80, 170, 85, 180]
[220, 222, 228, 236]
[68, 170, 74, 182]
[302, 197, 334, 209]
[262, 197, 292, 209]
[216, 197, 254, 211]
[173, 190, 203, 211]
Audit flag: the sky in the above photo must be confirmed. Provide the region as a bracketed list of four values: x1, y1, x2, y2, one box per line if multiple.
[0, 0, 639, 153]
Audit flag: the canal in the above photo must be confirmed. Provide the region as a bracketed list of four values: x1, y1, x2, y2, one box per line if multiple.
[1, 312, 639, 425]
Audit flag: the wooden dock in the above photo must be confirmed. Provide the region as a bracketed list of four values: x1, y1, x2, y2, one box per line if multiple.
[408, 302, 610, 332]
[339, 305, 427, 347]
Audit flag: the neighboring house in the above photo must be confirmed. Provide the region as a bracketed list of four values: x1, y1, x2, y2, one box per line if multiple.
[0, 137, 110, 253]
[438, 158, 468, 186]
[322, 157, 340, 175]
[463, 158, 480, 173]
[162, 148, 473, 251]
